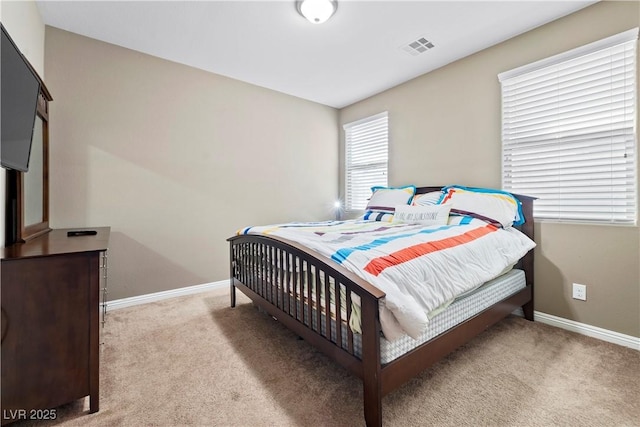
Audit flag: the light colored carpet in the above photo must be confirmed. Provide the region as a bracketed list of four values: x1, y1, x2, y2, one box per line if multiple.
[15, 287, 640, 427]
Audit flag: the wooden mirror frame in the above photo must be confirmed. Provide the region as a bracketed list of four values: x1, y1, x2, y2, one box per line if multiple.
[4, 74, 52, 245]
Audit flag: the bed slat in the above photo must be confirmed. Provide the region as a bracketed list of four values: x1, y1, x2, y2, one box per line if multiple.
[334, 278, 342, 347]
[324, 272, 331, 343]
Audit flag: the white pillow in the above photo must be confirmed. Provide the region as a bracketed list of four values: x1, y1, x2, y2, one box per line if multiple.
[392, 204, 451, 226]
[365, 185, 416, 213]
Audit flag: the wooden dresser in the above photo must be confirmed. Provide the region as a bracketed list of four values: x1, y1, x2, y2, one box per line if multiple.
[1, 227, 110, 425]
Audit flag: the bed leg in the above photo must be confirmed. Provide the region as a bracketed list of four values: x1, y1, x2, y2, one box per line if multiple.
[361, 297, 382, 427]
[230, 278, 237, 308]
[363, 385, 382, 427]
[523, 300, 534, 321]
[229, 243, 237, 308]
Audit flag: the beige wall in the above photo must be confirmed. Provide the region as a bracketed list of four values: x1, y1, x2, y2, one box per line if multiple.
[45, 27, 338, 300]
[0, 0, 46, 247]
[0, 1, 45, 74]
[340, 1, 640, 337]
[35, 2, 640, 337]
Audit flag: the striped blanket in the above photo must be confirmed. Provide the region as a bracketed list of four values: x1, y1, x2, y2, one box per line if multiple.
[239, 217, 536, 341]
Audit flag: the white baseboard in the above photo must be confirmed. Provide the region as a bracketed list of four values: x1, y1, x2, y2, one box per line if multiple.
[532, 310, 640, 351]
[106, 283, 639, 351]
[105, 280, 229, 311]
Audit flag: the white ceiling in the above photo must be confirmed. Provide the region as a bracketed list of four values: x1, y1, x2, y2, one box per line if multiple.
[36, 0, 598, 108]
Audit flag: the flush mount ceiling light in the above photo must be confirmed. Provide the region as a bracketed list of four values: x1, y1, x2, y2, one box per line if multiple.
[296, 0, 337, 24]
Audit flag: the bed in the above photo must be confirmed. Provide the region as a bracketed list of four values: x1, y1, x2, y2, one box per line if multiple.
[228, 185, 536, 426]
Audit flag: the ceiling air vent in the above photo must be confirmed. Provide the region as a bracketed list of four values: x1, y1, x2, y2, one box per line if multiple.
[401, 37, 435, 56]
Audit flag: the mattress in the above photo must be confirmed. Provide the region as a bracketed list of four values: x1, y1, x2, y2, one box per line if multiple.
[241, 218, 535, 340]
[373, 268, 525, 363]
[269, 268, 526, 364]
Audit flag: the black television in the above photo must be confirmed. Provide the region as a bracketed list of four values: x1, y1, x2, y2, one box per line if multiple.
[1, 23, 41, 172]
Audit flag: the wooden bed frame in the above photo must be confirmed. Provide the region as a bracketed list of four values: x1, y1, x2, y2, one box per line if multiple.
[228, 186, 535, 426]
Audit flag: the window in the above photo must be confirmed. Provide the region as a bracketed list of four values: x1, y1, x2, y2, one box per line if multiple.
[499, 28, 638, 224]
[343, 112, 389, 211]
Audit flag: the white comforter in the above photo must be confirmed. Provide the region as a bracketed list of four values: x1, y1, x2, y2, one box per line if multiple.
[240, 217, 535, 341]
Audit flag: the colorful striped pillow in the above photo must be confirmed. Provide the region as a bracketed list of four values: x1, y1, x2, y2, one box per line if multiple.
[439, 185, 524, 228]
[361, 211, 395, 222]
[411, 191, 444, 206]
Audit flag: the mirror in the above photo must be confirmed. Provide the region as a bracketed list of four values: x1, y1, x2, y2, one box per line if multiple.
[14, 91, 51, 243]
[24, 116, 44, 226]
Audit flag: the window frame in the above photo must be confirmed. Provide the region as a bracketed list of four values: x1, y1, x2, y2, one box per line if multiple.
[499, 28, 638, 226]
[343, 111, 389, 213]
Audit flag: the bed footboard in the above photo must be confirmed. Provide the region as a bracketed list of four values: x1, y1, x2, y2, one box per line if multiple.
[228, 235, 385, 402]
[228, 234, 385, 425]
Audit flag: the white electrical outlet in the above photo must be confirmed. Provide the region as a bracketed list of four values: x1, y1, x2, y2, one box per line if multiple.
[572, 283, 587, 301]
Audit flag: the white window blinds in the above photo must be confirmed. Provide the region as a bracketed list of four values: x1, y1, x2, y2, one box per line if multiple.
[499, 28, 638, 224]
[344, 112, 389, 211]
